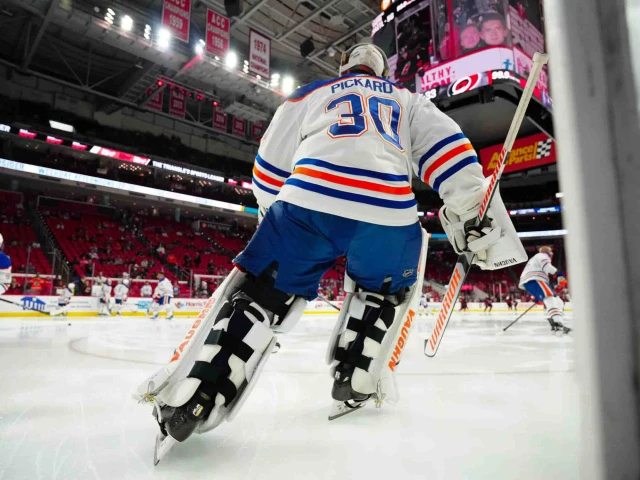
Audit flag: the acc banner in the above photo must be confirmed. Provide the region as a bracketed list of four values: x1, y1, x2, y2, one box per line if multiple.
[249, 29, 270, 78]
[162, 0, 191, 43]
[213, 107, 228, 131]
[206, 10, 230, 58]
[146, 88, 163, 111]
[480, 133, 556, 176]
[169, 88, 186, 118]
[251, 120, 265, 140]
[232, 117, 247, 137]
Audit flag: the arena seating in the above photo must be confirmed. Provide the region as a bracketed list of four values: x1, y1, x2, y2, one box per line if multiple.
[1, 190, 52, 275]
[41, 206, 174, 282]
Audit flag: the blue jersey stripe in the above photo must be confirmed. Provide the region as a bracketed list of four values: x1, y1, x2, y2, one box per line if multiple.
[295, 158, 409, 182]
[432, 156, 478, 192]
[417, 132, 467, 179]
[255, 153, 290, 179]
[285, 178, 417, 209]
[0, 252, 11, 269]
[253, 177, 280, 196]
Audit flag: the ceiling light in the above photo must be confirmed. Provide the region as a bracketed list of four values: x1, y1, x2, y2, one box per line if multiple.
[225, 51, 238, 68]
[158, 29, 171, 50]
[282, 76, 295, 95]
[121, 14, 133, 31]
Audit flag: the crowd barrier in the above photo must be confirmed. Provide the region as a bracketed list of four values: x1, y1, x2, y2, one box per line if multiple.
[0, 295, 572, 317]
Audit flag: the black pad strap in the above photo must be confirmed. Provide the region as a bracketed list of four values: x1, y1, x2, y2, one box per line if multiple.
[334, 347, 372, 371]
[205, 329, 254, 363]
[239, 274, 291, 319]
[190, 360, 228, 384]
[346, 317, 386, 344]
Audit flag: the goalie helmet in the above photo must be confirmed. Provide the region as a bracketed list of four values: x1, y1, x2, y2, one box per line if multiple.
[339, 43, 390, 78]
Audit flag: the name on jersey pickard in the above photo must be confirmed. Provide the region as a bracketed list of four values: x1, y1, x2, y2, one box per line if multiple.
[493, 258, 517, 268]
[331, 78, 394, 95]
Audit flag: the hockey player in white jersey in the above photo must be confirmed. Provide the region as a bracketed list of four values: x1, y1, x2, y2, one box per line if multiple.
[113, 279, 130, 316]
[98, 280, 113, 316]
[0, 234, 11, 295]
[519, 246, 570, 333]
[134, 43, 526, 463]
[149, 272, 174, 320]
[52, 283, 75, 317]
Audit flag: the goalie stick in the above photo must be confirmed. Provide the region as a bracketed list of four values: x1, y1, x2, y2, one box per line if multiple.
[424, 52, 549, 357]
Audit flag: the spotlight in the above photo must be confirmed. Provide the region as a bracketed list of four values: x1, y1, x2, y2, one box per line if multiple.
[121, 14, 133, 31]
[282, 76, 295, 94]
[195, 43, 203, 55]
[225, 51, 237, 68]
[158, 28, 171, 50]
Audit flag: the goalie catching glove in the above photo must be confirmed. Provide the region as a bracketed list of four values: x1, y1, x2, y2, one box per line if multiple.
[439, 184, 527, 270]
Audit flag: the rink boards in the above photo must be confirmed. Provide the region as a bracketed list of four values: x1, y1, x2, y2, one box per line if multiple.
[0, 295, 573, 317]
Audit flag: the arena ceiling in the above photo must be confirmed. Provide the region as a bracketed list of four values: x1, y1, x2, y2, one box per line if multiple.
[0, 0, 380, 117]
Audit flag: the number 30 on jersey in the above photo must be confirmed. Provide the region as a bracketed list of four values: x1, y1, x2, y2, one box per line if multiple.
[325, 93, 404, 152]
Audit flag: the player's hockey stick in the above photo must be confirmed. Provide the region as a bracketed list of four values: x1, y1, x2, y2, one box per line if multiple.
[502, 302, 536, 332]
[0, 296, 53, 315]
[318, 295, 340, 311]
[424, 52, 549, 357]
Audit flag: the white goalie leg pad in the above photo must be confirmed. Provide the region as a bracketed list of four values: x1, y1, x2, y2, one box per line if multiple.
[272, 297, 307, 334]
[325, 273, 356, 366]
[543, 295, 564, 320]
[133, 268, 246, 403]
[330, 229, 429, 404]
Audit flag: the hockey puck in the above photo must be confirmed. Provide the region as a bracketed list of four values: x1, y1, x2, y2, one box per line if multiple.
[68, 323, 71, 326]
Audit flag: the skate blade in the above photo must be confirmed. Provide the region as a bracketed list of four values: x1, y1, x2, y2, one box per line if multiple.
[153, 432, 177, 466]
[328, 399, 367, 421]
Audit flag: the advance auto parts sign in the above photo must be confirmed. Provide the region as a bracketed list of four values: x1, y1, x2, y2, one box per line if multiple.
[480, 133, 556, 176]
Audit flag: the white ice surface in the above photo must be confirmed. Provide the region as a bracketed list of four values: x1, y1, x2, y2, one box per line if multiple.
[0, 312, 578, 479]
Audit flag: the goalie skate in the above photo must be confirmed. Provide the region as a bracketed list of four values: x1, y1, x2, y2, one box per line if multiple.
[328, 397, 371, 421]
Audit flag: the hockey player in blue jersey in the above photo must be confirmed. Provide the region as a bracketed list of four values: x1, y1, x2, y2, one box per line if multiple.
[0, 234, 11, 295]
[134, 44, 526, 462]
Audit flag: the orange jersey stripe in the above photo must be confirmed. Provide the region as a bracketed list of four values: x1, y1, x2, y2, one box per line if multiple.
[253, 166, 285, 188]
[538, 280, 553, 296]
[293, 166, 413, 195]
[423, 142, 474, 182]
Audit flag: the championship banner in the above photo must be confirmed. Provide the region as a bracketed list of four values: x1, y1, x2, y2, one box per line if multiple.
[169, 88, 186, 118]
[232, 117, 247, 137]
[480, 133, 556, 176]
[212, 107, 228, 131]
[162, 0, 191, 43]
[249, 29, 270, 78]
[206, 9, 230, 58]
[146, 88, 163, 111]
[251, 120, 265, 140]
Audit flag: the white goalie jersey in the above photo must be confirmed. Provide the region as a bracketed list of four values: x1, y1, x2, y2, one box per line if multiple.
[253, 73, 487, 227]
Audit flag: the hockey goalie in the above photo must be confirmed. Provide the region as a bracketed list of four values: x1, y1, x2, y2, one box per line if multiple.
[133, 43, 526, 464]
